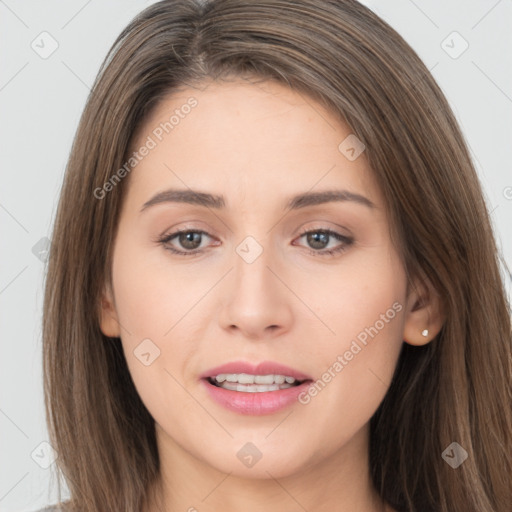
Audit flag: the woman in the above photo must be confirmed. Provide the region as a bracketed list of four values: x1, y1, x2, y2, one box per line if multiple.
[40, 1, 512, 511]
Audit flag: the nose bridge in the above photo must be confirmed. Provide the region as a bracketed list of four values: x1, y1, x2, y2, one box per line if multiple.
[232, 234, 275, 298]
[218, 231, 293, 337]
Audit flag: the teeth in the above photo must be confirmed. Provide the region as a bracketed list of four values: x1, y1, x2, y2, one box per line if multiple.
[254, 375, 274, 384]
[238, 374, 256, 384]
[218, 382, 293, 392]
[211, 373, 302, 392]
[213, 373, 298, 385]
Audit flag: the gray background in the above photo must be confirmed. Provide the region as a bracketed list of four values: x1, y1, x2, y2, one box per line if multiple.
[1, 1, 511, 510]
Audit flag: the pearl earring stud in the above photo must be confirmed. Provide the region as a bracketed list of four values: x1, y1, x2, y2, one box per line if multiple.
[421, 329, 429, 337]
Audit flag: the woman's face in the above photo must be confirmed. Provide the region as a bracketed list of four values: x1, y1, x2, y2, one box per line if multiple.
[100, 78, 410, 479]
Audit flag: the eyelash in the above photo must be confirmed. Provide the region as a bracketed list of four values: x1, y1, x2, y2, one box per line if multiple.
[156, 227, 354, 257]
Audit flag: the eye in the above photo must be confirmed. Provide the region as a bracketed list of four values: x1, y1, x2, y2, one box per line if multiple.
[156, 227, 354, 257]
[293, 228, 354, 256]
[157, 229, 217, 256]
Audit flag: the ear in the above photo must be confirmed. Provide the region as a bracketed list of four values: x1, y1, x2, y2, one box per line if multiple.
[98, 283, 121, 338]
[403, 274, 444, 346]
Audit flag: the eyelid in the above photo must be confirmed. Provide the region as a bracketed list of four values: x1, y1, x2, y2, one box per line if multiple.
[295, 222, 352, 238]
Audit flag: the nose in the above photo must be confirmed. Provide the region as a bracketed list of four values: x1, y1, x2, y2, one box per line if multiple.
[218, 239, 294, 340]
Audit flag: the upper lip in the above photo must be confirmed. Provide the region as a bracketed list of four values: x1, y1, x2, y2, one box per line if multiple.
[200, 360, 313, 381]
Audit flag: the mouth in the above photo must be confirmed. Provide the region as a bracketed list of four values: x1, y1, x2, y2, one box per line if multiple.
[206, 373, 305, 392]
[200, 361, 313, 415]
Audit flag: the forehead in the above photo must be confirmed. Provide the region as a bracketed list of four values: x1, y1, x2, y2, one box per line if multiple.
[125, 79, 380, 209]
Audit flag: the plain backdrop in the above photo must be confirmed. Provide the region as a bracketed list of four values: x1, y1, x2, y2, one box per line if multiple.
[1, 1, 511, 510]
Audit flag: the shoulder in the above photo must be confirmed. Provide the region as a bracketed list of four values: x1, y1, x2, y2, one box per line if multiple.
[29, 505, 67, 512]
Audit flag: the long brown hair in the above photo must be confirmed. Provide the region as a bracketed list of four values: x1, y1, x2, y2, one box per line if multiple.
[42, 1, 512, 511]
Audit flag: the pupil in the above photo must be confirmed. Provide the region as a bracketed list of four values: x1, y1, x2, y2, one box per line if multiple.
[180, 232, 201, 249]
[308, 232, 328, 249]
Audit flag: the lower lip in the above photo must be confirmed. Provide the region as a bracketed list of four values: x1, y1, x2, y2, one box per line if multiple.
[201, 378, 312, 415]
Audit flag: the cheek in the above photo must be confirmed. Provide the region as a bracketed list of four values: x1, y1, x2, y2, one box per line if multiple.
[297, 243, 405, 353]
[296, 251, 405, 447]
[110, 250, 202, 434]
[111, 236, 216, 341]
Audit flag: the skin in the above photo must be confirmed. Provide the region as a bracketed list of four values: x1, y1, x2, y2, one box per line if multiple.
[100, 78, 443, 512]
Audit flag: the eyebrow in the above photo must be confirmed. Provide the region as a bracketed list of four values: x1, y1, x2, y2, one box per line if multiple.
[140, 188, 375, 213]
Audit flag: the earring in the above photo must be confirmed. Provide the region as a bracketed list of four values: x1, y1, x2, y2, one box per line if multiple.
[421, 329, 429, 337]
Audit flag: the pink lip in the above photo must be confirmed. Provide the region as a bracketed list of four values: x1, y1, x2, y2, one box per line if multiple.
[200, 360, 313, 381]
[200, 360, 313, 415]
